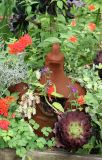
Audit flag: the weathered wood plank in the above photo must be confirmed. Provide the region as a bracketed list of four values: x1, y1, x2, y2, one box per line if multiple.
[0, 149, 102, 160]
[28, 150, 102, 160]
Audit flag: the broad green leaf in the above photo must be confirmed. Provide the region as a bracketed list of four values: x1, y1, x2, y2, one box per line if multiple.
[26, 6, 32, 14]
[51, 92, 63, 98]
[33, 83, 44, 88]
[52, 102, 64, 112]
[44, 37, 61, 44]
[57, 1, 63, 9]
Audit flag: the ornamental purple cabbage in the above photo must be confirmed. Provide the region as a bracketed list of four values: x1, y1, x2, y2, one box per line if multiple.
[55, 111, 92, 149]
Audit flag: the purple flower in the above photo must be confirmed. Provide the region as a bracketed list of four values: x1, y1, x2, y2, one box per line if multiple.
[40, 67, 50, 75]
[67, 0, 85, 7]
[71, 87, 77, 93]
[67, 85, 78, 93]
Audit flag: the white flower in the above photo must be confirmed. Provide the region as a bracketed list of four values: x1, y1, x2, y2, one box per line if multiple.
[29, 93, 35, 101]
[35, 70, 41, 80]
[32, 107, 36, 115]
[35, 95, 40, 104]
[23, 102, 28, 109]
[28, 99, 32, 106]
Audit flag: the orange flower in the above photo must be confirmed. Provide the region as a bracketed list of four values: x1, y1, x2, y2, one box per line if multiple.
[88, 23, 96, 32]
[71, 20, 76, 27]
[88, 4, 95, 11]
[5, 96, 16, 104]
[11, 113, 16, 118]
[68, 36, 77, 43]
[77, 95, 85, 105]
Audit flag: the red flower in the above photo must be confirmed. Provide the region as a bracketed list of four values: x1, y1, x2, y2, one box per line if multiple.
[19, 34, 32, 47]
[68, 36, 77, 43]
[0, 96, 16, 118]
[0, 120, 10, 130]
[0, 98, 9, 117]
[88, 4, 95, 11]
[8, 34, 32, 54]
[47, 85, 55, 95]
[88, 23, 96, 32]
[71, 20, 76, 27]
[77, 95, 85, 105]
[8, 41, 25, 54]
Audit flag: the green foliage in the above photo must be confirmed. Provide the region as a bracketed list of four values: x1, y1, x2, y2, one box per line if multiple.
[0, 119, 55, 157]
[57, 1, 63, 10]
[0, 51, 28, 96]
[76, 136, 96, 154]
[72, 66, 102, 154]
[0, 0, 102, 157]
[0, 0, 15, 39]
[29, 119, 40, 130]
[41, 127, 52, 137]
[25, 2, 102, 73]
[52, 102, 64, 113]
[29, 80, 64, 113]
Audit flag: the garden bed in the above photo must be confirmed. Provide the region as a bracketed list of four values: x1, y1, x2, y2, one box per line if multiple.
[0, 0, 102, 159]
[0, 149, 102, 160]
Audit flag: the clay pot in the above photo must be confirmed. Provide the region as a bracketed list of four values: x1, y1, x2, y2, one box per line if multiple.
[40, 43, 86, 106]
[35, 43, 85, 136]
[8, 82, 56, 137]
[8, 82, 29, 99]
[33, 96, 66, 137]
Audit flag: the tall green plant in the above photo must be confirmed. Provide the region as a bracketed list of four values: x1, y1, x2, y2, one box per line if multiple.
[0, 0, 15, 39]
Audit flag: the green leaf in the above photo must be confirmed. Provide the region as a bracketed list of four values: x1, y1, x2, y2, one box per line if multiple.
[85, 92, 99, 107]
[33, 123, 40, 130]
[29, 119, 36, 126]
[52, 102, 64, 112]
[51, 92, 63, 98]
[16, 147, 26, 157]
[3, 136, 11, 142]
[57, 1, 63, 9]
[26, 6, 32, 14]
[41, 127, 52, 137]
[7, 130, 14, 137]
[47, 140, 53, 147]
[44, 37, 61, 44]
[0, 139, 8, 148]
[5, 90, 10, 96]
[33, 83, 44, 88]
[57, 15, 66, 23]
[25, 156, 32, 160]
